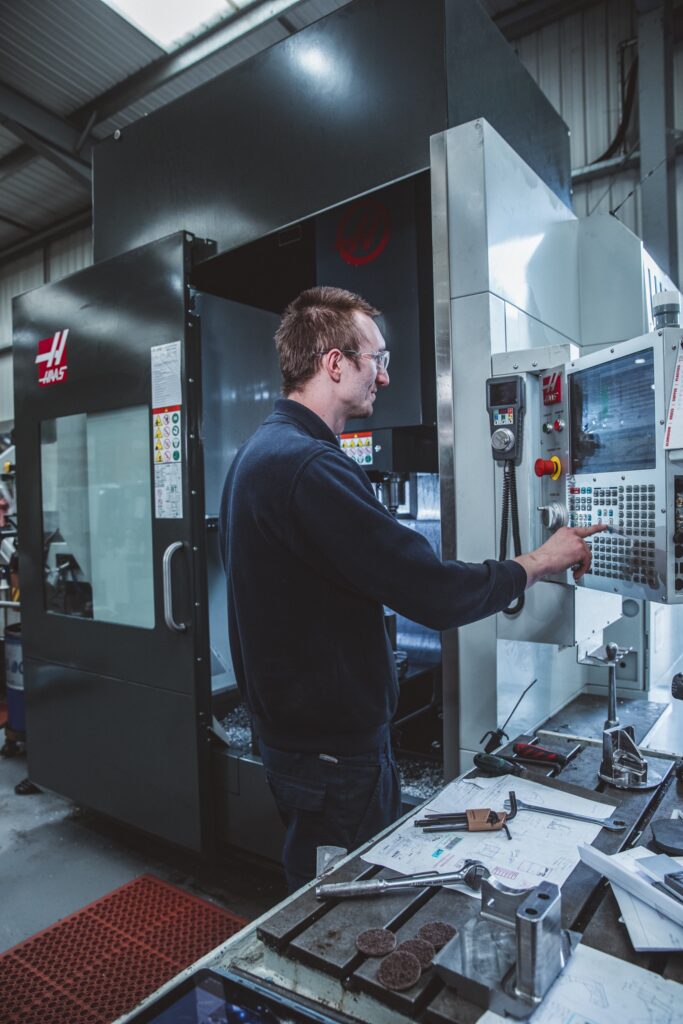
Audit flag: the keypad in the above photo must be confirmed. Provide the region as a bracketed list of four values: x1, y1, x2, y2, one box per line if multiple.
[569, 482, 659, 590]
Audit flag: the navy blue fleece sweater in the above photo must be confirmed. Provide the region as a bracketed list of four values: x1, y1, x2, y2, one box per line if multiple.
[219, 399, 526, 754]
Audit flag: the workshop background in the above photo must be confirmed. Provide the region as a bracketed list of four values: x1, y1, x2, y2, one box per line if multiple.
[0, 1, 682, 1022]
[0, 0, 681, 426]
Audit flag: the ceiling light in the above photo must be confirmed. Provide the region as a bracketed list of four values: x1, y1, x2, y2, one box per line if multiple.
[100, 0, 244, 52]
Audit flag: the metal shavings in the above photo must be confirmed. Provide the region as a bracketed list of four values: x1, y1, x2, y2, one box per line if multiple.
[219, 703, 252, 750]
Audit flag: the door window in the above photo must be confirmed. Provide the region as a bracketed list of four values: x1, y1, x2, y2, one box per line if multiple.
[41, 407, 155, 627]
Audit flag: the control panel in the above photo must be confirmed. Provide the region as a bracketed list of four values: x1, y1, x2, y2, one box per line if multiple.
[534, 366, 569, 534]
[535, 328, 683, 603]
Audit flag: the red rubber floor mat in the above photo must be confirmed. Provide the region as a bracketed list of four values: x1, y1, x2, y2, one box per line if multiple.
[0, 874, 247, 1024]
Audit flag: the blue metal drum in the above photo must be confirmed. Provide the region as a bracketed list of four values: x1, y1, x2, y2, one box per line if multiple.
[5, 625, 24, 734]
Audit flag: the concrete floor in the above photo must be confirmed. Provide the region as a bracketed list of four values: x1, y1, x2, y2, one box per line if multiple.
[0, 751, 287, 955]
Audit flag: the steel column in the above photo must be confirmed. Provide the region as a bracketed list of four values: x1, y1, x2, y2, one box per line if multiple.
[637, 0, 678, 283]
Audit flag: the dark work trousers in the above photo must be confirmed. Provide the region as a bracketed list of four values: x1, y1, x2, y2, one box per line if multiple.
[258, 731, 402, 893]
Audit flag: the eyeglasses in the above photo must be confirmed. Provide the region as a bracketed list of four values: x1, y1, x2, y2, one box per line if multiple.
[341, 349, 391, 372]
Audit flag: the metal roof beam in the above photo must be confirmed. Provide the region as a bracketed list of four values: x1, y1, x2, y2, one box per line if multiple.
[0, 146, 34, 184]
[0, 79, 92, 187]
[0, 80, 93, 160]
[0, 118, 91, 187]
[0, 207, 91, 270]
[0, 210, 33, 233]
[494, 0, 606, 39]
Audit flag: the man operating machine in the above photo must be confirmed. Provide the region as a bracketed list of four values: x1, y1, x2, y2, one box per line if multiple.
[219, 285, 604, 891]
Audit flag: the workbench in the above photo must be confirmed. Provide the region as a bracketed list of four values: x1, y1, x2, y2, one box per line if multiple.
[119, 735, 683, 1023]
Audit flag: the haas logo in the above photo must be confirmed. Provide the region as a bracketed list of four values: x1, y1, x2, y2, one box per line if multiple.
[35, 329, 68, 386]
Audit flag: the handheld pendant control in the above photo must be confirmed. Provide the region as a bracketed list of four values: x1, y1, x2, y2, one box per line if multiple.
[486, 376, 525, 464]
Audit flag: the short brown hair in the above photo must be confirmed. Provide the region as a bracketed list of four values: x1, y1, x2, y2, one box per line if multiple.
[275, 286, 380, 395]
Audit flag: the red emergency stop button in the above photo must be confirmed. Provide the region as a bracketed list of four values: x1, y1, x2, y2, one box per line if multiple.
[534, 455, 562, 480]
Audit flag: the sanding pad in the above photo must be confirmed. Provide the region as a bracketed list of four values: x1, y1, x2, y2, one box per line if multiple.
[651, 818, 683, 856]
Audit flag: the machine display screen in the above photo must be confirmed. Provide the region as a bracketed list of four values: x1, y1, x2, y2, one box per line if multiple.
[569, 348, 656, 475]
[128, 969, 336, 1024]
[489, 379, 519, 406]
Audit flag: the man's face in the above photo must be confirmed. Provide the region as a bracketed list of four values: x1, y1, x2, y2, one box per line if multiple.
[341, 312, 390, 419]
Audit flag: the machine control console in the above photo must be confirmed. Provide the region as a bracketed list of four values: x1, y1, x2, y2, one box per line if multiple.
[535, 330, 683, 603]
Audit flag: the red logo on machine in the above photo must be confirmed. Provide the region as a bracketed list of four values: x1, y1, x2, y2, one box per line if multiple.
[542, 371, 562, 405]
[35, 329, 68, 386]
[336, 199, 391, 267]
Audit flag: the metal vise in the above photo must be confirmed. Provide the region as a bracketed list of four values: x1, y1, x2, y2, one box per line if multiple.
[433, 877, 578, 1019]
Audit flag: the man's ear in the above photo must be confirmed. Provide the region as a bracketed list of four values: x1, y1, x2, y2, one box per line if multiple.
[324, 348, 343, 383]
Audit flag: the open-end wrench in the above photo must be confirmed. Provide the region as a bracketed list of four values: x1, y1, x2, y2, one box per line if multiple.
[504, 797, 626, 832]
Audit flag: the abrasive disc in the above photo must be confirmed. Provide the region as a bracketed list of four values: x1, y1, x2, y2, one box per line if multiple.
[377, 950, 422, 991]
[355, 927, 397, 956]
[416, 920, 456, 950]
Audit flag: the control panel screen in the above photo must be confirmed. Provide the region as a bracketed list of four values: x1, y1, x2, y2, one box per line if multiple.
[570, 348, 656, 474]
[489, 380, 519, 405]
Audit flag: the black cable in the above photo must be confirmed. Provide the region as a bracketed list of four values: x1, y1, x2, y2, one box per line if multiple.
[499, 461, 510, 562]
[592, 55, 638, 165]
[479, 678, 537, 754]
[501, 463, 524, 616]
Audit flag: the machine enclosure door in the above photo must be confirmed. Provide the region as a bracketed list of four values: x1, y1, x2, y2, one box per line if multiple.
[12, 233, 214, 853]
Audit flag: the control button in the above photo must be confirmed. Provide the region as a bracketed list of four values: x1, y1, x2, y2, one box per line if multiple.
[542, 422, 554, 434]
[535, 455, 562, 480]
[554, 419, 565, 432]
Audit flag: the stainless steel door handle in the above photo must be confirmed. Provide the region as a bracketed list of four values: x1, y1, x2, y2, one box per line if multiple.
[162, 541, 187, 632]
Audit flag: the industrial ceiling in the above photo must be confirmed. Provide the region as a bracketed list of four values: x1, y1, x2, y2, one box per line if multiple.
[0, 0, 620, 267]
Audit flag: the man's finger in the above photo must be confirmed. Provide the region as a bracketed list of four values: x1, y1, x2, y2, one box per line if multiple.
[571, 538, 594, 581]
[573, 524, 609, 538]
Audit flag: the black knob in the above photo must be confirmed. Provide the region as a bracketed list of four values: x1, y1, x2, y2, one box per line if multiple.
[672, 674, 683, 700]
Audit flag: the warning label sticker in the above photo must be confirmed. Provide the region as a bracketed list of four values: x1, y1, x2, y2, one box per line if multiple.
[151, 406, 182, 518]
[152, 406, 182, 465]
[340, 431, 373, 466]
[154, 463, 183, 519]
[664, 341, 683, 450]
[151, 341, 182, 408]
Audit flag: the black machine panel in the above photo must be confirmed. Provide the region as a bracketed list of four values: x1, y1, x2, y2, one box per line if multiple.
[92, 0, 570, 264]
[316, 175, 435, 432]
[12, 232, 215, 852]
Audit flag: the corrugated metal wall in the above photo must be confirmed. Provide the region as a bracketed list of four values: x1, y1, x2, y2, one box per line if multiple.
[515, 0, 682, 282]
[0, 1, 681, 423]
[0, 226, 92, 421]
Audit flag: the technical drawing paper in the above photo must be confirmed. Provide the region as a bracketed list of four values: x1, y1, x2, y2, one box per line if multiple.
[476, 944, 682, 1024]
[363, 774, 615, 894]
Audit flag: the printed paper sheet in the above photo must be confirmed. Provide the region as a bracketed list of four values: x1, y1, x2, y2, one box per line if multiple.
[477, 943, 682, 1024]
[363, 774, 615, 895]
